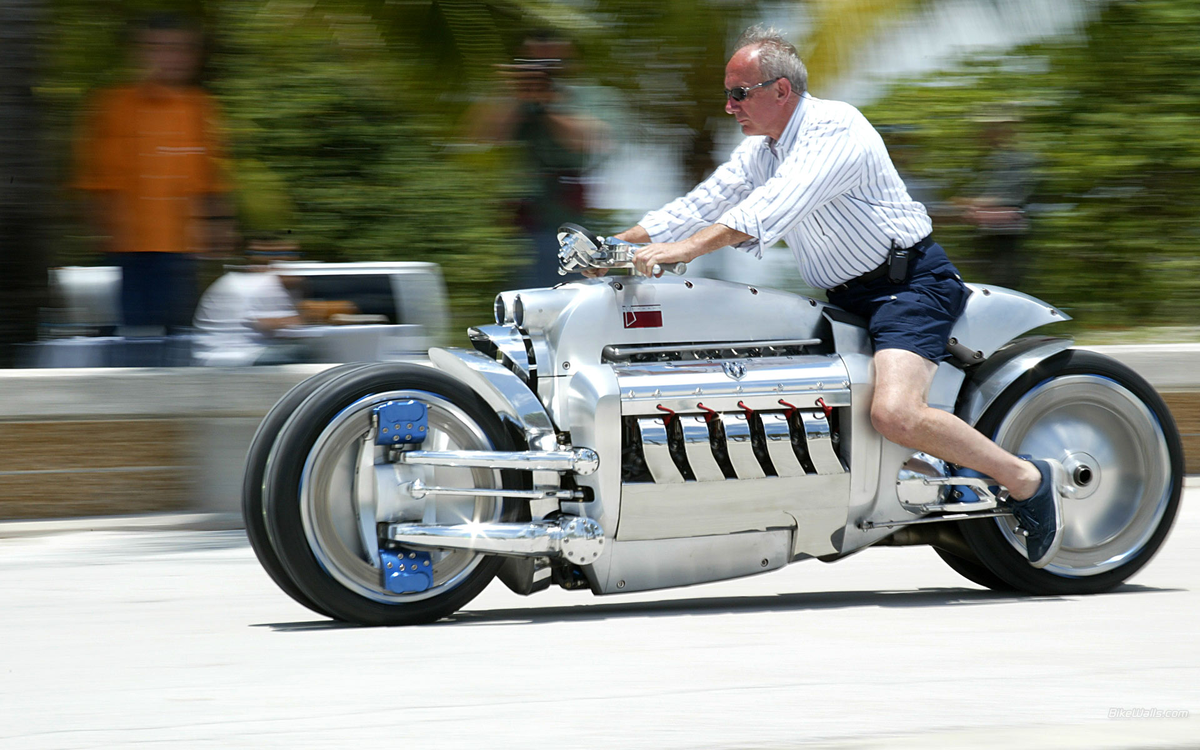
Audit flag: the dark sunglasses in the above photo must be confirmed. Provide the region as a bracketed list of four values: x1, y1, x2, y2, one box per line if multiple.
[724, 77, 781, 102]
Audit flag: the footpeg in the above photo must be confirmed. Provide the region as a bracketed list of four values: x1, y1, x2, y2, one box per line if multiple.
[899, 474, 1004, 511]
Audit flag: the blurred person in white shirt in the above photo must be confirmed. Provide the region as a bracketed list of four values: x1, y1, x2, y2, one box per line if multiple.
[193, 236, 309, 366]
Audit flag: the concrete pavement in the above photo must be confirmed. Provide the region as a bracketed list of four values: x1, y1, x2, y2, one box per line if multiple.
[1, 492, 1197, 748]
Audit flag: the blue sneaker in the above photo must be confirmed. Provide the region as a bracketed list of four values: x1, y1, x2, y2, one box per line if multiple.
[1007, 458, 1065, 568]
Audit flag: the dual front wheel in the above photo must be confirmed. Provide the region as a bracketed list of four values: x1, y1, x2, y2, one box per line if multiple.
[244, 363, 521, 626]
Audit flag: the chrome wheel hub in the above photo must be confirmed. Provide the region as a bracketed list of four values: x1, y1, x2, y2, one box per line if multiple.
[299, 390, 503, 603]
[993, 375, 1171, 576]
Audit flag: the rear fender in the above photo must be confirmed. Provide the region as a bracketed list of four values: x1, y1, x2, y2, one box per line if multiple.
[956, 336, 1074, 428]
[948, 284, 1069, 364]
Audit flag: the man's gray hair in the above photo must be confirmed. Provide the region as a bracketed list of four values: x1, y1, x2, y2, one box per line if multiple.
[734, 25, 807, 95]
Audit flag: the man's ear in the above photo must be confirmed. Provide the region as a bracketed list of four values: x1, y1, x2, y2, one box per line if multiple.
[775, 77, 792, 102]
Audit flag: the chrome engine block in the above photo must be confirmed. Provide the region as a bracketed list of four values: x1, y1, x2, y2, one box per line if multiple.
[612, 355, 849, 484]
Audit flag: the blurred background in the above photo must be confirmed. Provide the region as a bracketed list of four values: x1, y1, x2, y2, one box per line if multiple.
[2, 0, 1200, 370]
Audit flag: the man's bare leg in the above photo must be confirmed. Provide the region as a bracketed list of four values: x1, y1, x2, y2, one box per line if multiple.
[869, 347, 1042, 500]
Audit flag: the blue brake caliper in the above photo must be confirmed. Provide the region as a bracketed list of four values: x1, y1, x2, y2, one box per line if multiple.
[373, 399, 433, 593]
[380, 548, 434, 594]
[373, 399, 429, 446]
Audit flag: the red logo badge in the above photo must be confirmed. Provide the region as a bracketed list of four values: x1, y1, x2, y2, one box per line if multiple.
[622, 305, 663, 329]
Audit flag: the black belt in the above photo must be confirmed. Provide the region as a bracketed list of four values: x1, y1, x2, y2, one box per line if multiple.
[828, 235, 935, 293]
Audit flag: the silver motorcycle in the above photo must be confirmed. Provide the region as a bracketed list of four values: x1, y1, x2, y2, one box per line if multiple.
[244, 224, 1183, 625]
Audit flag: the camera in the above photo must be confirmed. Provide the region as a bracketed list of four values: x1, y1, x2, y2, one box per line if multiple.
[511, 57, 563, 74]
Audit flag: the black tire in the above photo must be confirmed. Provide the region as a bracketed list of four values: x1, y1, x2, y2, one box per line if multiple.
[959, 350, 1184, 595]
[934, 548, 1016, 592]
[264, 363, 523, 626]
[242, 363, 366, 617]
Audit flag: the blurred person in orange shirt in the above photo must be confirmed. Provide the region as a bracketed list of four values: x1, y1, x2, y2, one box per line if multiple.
[75, 13, 234, 336]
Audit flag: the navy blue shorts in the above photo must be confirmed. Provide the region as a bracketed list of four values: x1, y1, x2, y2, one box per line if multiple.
[825, 241, 970, 363]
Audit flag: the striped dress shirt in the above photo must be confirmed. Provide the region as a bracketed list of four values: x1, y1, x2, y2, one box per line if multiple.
[639, 93, 933, 290]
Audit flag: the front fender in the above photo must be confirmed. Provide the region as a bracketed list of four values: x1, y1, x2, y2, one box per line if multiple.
[427, 347, 558, 451]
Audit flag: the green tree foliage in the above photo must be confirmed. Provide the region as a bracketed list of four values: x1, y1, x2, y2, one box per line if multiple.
[208, 2, 522, 333]
[863, 0, 1200, 327]
[36, 0, 1200, 338]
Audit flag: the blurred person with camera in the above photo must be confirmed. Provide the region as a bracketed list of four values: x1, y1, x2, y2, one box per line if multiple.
[74, 13, 235, 338]
[466, 30, 609, 289]
[956, 110, 1039, 290]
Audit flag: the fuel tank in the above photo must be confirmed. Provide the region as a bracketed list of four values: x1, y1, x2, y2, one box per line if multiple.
[498, 275, 832, 372]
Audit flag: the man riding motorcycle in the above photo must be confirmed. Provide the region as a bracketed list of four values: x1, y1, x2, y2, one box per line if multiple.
[595, 24, 1065, 568]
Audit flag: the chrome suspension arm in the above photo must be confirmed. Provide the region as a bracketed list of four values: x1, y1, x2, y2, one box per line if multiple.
[395, 447, 598, 475]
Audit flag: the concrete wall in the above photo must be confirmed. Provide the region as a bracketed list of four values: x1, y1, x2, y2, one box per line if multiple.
[0, 365, 331, 519]
[1, 345, 1197, 521]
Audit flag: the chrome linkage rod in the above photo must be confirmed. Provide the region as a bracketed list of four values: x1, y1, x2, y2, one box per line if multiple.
[860, 509, 1015, 531]
[387, 515, 605, 565]
[395, 448, 598, 475]
[404, 479, 584, 502]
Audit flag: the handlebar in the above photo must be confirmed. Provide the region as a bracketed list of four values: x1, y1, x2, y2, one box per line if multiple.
[557, 223, 687, 278]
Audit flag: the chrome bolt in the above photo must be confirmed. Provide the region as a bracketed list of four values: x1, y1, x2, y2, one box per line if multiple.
[616, 580, 626, 589]
[760, 558, 769, 567]
[563, 362, 571, 370]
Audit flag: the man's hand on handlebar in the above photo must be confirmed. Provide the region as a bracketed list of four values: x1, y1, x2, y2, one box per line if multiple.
[633, 241, 695, 277]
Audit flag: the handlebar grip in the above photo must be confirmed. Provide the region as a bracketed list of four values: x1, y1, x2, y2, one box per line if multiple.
[652, 262, 688, 277]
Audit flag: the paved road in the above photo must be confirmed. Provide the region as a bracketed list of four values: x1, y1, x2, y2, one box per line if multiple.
[2, 494, 1199, 749]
